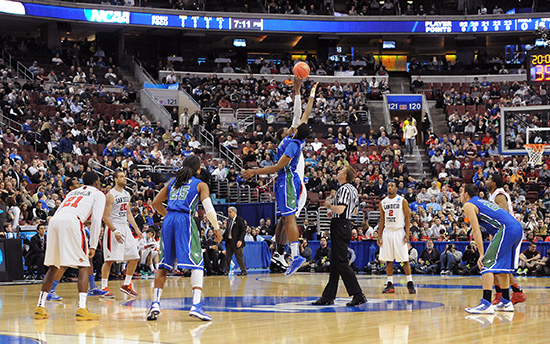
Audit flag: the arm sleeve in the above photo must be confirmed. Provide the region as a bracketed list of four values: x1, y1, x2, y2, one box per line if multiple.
[292, 95, 302, 128]
[89, 192, 106, 250]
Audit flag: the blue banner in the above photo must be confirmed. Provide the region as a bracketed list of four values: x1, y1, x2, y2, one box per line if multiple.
[1, 2, 549, 34]
[386, 95, 423, 111]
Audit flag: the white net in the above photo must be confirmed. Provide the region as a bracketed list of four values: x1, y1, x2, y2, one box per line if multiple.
[524, 144, 547, 166]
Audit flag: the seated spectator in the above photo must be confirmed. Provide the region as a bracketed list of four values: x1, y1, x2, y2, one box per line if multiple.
[300, 238, 313, 263]
[416, 239, 441, 274]
[535, 249, 550, 276]
[459, 242, 481, 275]
[440, 243, 462, 275]
[27, 223, 47, 277]
[312, 237, 330, 272]
[518, 242, 541, 275]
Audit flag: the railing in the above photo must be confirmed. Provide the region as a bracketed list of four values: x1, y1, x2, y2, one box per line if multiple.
[236, 114, 256, 132]
[219, 144, 243, 170]
[382, 94, 391, 132]
[198, 125, 216, 155]
[0, 113, 21, 134]
[179, 84, 201, 110]
[140, 88, 173, 128]
[1, 49, 12, 68]
[421, 93, 434, 132]
[123, 53, 157, 86]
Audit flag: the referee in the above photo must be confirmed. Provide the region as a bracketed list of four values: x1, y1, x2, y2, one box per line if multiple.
[312, 166, 367, 307]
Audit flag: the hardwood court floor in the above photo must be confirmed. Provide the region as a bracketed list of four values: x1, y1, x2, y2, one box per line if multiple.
[0, 273, 548, 344]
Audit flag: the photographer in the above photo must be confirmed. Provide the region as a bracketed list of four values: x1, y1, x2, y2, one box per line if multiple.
[440, 243, 462, 275]
[416, 239, 441, 274]
[460, 242, 480, 275]
[297, 238, 313, 272]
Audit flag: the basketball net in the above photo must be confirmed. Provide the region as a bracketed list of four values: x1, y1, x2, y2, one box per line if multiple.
[524, 143, 548, 166]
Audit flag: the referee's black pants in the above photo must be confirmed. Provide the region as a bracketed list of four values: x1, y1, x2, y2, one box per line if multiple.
[322, 218, 362, 300]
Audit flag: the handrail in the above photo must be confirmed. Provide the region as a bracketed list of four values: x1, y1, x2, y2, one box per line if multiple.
[382, 94, 391, 132]
[198, 125, 216, 155]
[140, 88, 173, 128]
[179, 84, 201, 110]
[421, 93, 434, 132]
[236, 114, 256, 132]
[122, 53, 157, 86]
[17, 61, 34, 81]
[0, 113, 21, 134]
[93, 161, 138, 187]
[1, 48, 12, 68]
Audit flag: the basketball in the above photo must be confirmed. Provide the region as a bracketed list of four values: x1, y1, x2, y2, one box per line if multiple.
[293, 62, 310, 79]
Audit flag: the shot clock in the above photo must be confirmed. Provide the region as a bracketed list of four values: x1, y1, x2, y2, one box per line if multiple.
[528, 49, 550, 84]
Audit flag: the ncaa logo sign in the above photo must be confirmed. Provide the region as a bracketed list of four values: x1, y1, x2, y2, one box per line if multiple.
[84, 10, 130, 24]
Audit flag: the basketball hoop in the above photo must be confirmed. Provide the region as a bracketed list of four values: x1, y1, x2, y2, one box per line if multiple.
[524, 144, 548, 165]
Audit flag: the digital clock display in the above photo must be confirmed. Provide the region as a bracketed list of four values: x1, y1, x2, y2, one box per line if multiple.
[528, 50, 550, 84]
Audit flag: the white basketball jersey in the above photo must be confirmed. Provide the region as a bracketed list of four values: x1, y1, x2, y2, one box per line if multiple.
[109, 188, 130, 227]
[55, 185, 105, 221]
[381, 195, 405, 231]
[489, 188, 514, 216]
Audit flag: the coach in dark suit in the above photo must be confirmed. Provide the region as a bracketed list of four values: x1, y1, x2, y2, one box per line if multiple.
[223, 206, 247, 276]
[28, 223, 47, 276]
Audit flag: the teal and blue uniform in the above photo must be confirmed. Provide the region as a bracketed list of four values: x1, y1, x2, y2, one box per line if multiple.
[467, 196, 523, 274]
[274, 136, 304, 217]
[159, 176, 203, 270]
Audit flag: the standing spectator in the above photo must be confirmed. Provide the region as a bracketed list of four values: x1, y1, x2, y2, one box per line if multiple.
[189, 110, 203, 139]
[404, 119, 418, 155]
[223, 207, 247, 276]
[58, 132, 73, 161]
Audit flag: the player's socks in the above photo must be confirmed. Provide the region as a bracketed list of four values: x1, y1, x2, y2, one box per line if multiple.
[37, 291, 48, 307]
[290, 241, 299, 258]
[123, 275, 132, 286]
[511, 283, 521, 293]
[502, 289, 510, 301]
[406, 275, 413, 283]
[149, 265, 155, 272]
[101, 279, 108, 290]
[495, 285, 503, 293]
[387, 276, 394, 284]
[483, 289, 492, 302]
[153, 288, 162, 303]
[154, 263, 159, 270]
[78, 293, 87, 309]
[89, 274, 98, 289]
[49, 280, 59, 293]
[192, 289, 202, 305]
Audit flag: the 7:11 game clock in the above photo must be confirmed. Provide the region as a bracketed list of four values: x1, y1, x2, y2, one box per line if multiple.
[528, 49, 550, 84]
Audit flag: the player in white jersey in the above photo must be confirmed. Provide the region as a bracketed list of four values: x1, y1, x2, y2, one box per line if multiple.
[35, 172, 106, 321]
[486, 174, 527, 305]
[139, 228, 160, 275]
[378, 181, 416, 294]
[45, 178, 108, 302]
[101, 170, 143, 298]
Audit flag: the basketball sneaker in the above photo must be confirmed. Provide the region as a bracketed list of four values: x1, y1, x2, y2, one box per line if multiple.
[465, 299, 495, 314]
[46, 292, 63, 301]
[76, 308, 100, 321]
[382, 282, 395, 294]
[494, 298, 514, 312]
[189, 303, 213, 321]
[34, 306, 49, 319]
[491, 292, 502, 305]
[100, 287, 115, 299]
[272, 252, 289, 269]
[147, 302, 161, 321]
[407, 281, 416, 294]
[511, 291, 527, 305]
[88, 287, 108, 297]
[120, 283, 139, 297]
[285, 255, 306, 276]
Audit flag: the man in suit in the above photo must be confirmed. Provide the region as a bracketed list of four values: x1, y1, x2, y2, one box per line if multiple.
[223, 207, 247, 276]
[28, 223, 47, 277]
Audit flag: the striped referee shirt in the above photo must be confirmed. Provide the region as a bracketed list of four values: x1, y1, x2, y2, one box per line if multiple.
[332, 183, 359, 220]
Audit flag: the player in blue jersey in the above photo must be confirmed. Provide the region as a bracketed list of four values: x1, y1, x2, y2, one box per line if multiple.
[242, 82, 318, 276]
[461, 184, 523, 314]
[147, 155, 221, 322]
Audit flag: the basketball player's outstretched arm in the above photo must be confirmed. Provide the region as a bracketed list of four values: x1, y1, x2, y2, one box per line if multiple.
[377, 202, 385, 247]
[242, 153, 291, 179]
[402, 198, 411, 243]
[291, 77, 303, 129]
[152, 185, 169, 218]
[298, 82, 319, 127]
[102, 193, 125, 244]
[462, 203, 484, 269]
[198, 182, 222, 243]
